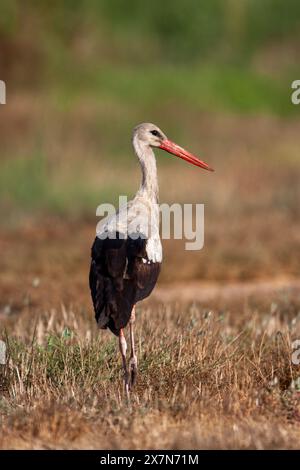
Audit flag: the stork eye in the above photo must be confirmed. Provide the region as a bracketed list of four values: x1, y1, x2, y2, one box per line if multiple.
[150, 130, 160, 137]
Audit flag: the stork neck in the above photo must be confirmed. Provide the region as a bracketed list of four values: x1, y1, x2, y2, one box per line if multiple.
[133, 136, 159, 202]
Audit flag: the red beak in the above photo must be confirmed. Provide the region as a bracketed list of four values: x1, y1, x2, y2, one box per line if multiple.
[159, 139, 214, 172]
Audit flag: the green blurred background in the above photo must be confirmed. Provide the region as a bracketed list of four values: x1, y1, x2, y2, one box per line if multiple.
[0, 0, 299, 218]
[0, 0, 300, 284]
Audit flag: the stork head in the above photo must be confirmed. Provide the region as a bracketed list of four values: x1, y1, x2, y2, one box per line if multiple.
[133, 122, 167, 148]
[133, 122, 214, 172]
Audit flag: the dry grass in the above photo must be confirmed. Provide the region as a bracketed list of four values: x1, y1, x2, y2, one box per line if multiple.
[1, 287, 300, 449]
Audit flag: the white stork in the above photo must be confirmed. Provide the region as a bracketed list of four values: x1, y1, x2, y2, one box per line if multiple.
[89, 123, 213, 394]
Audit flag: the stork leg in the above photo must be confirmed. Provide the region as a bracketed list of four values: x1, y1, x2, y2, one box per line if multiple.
[119, 329, 129, 397]
[128, 306, 138, 389]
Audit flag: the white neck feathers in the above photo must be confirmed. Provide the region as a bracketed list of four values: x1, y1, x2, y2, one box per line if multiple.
[132, 134, 159, 202]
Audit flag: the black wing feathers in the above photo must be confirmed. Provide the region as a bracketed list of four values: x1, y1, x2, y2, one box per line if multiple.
[89, 233, 160, 335]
